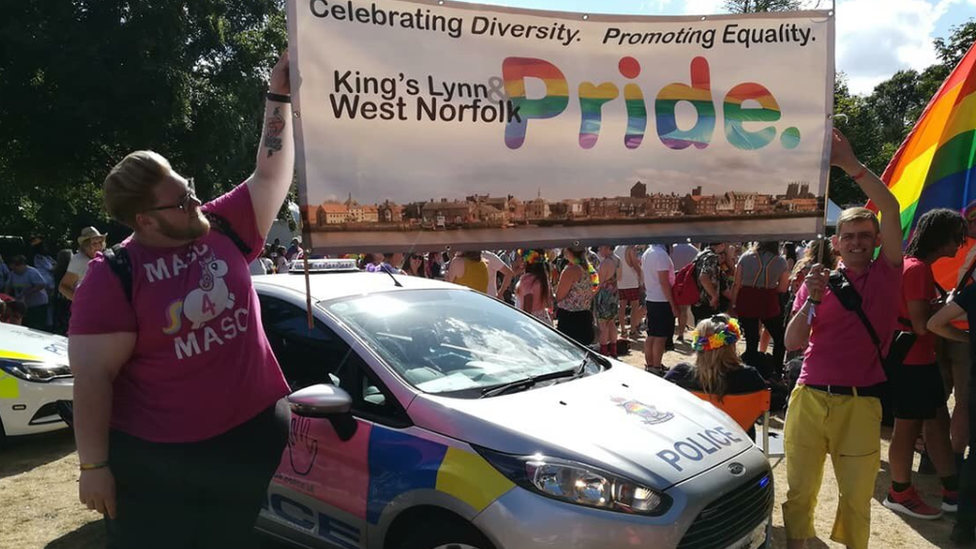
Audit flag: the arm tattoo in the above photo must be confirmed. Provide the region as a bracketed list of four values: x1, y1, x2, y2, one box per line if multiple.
[264, 107, 285, 158]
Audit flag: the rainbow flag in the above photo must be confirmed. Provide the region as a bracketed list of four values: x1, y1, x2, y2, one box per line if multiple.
[873, 43, 976, 238]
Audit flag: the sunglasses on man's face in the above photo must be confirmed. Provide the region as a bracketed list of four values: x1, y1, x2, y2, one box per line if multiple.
[147, 189, 198, 213]
[147, 182, 199, 213]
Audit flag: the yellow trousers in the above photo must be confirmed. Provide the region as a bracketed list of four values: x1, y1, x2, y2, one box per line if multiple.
[782, 385, 882, 549]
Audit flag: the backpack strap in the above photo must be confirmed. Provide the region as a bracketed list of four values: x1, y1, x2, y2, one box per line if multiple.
[204, 211, 252, 257]
[827, 269, 885, 361]
[103, 213, 250, 304]
[102, 245, 133, 302]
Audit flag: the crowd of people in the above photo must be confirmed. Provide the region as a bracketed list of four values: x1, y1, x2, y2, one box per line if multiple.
[300, 129, 974, 548]
[0, 227, 106, 333]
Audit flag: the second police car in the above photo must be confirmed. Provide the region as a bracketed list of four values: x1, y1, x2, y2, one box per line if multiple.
[0, 322, 73, 447]
[257, 261, 772, 549]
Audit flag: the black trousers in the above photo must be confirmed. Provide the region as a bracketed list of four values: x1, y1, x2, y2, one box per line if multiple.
[106, 400, 290, 549]
[556, 308, 595, 346]
[739, 316, 786, 379]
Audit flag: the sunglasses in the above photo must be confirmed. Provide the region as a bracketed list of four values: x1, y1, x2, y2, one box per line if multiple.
[410, 254, 423, 260]
[147, 179, 199, 213]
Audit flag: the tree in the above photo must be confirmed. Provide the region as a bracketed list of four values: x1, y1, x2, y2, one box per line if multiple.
[934, 18, 976, 69]
[723, 0, 801, 13]
[829, 73, 882, 207]
[865, 70, 925, 144]
[0, 1, 287, 250]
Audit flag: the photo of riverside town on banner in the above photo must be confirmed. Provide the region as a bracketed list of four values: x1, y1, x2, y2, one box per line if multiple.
[287, 0, 834, 252]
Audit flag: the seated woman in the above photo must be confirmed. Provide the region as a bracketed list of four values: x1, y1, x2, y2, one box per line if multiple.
[665, 315, 767, 436]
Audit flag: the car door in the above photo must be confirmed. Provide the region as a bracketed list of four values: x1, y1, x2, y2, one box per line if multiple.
[258, 294, 411, 549]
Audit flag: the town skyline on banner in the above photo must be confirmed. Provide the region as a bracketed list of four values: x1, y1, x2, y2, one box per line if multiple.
[459, 0, 975, 94]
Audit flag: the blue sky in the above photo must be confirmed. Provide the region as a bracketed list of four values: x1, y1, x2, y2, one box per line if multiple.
[456, 0, 976, 94]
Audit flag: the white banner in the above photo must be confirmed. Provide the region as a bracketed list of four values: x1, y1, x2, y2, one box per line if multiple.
[288, 0, 834, 252]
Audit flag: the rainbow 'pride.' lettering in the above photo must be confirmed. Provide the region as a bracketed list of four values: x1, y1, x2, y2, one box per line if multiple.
[502, 55, 800, 152]
[724, 82, 797, 150]
[503, 58, 569, 149]
[656, 57, 715, 150]
[578, 83, 618, 149]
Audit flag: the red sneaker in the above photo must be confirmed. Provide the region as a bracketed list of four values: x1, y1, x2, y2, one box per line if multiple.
[943, 489, 959, 513]
[882, 486, 943, 519]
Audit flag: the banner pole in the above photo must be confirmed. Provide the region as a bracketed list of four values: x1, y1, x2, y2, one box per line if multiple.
[304, 250, 313, 330]
[819, 1, 837, 267]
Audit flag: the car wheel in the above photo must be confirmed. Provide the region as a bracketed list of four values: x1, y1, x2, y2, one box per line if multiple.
[397, 519, 495, 549]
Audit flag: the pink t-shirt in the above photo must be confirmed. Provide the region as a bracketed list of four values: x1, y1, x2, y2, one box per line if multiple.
[70, 184, 290, 443]
[793, 257, 902, 386]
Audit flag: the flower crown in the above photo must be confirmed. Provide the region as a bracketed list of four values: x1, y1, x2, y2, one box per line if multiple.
[519, 249, 546, 266]
[690, 317, 742, 352]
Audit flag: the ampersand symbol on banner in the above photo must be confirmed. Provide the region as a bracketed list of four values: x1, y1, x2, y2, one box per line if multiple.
[487, 77, 508, 103]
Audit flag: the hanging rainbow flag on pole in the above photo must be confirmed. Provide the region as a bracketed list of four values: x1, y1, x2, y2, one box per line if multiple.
[869, 43, 976, 293]
[873, 43, 976, 239]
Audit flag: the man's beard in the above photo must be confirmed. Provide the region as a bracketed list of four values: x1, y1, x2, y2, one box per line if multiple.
[156, 212, 211, 241]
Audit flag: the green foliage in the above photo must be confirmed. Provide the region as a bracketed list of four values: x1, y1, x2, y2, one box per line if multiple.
[723, 0, 801, 13]
[0, 0, 286, 249]
[935, 19, 976, 68]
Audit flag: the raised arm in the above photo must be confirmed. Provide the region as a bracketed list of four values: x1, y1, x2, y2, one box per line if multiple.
[246, 51, 296, 237]
[830, 129, 902, 267]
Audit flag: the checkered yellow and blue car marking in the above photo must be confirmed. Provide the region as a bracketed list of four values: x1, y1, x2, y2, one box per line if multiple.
[0, 350, 40, 399]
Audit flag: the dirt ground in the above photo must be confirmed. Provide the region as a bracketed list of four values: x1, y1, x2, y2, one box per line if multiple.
[0, 338, 961, 549]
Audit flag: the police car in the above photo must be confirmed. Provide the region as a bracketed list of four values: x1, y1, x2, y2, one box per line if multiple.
[256, 262, 772, 549]
[0, 323, 73, 446]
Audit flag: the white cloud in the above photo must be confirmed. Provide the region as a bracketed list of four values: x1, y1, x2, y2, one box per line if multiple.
[836, 0, 961, 94]
[680, 0, 728, 14]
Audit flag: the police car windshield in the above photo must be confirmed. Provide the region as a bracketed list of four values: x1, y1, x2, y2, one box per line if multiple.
[323, 290, 590, 397]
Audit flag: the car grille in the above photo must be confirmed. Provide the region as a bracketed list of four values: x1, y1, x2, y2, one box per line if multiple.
[676, 473, 773, 549]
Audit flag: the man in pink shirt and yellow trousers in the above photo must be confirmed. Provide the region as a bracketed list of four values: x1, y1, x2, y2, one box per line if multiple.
[783, 129, 904, 549]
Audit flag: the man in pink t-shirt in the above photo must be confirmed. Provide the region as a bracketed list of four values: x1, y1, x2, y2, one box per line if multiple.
[69, 52, 294, 548]
[781, 130, 904, 549]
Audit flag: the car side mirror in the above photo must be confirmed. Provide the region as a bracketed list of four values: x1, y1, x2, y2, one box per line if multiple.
[288, 384, 352, 418]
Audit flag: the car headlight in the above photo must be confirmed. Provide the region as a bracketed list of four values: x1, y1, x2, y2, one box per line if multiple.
[0, 359, 72, 382]
[476, 447, 672, 516]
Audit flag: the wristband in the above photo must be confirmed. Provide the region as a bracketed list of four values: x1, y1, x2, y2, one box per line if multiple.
[80, 461, 109, 471]
[850, 166, 868, 181]
[806, 298, 821, 306]
[266, 92, 291, 103]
